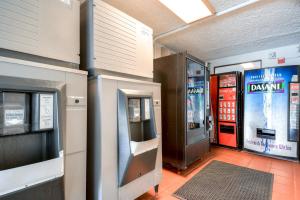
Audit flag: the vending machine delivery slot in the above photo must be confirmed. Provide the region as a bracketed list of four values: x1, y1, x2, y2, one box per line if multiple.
[257, 128, 276, 140]
[220, 124, 235, 134]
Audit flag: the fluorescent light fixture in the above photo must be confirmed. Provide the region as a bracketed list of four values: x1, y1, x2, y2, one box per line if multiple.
[241, 63, 256, 69]
[159, 0, 214, 23]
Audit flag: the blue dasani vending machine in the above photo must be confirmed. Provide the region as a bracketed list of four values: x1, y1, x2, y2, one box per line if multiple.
[244, 66, 300, 160]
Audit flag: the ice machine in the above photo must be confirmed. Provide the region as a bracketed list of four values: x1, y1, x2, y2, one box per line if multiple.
[0, 76, 65, 199]
[87, 75, 162, 200]
[154, 52, 211, 170]
[244, 66, 300, 159]
[118, 89, 159, 187]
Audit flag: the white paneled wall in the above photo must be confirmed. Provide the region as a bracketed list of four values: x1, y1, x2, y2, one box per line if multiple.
[209, 44, 300, 73]
[153, 42, 176, 59]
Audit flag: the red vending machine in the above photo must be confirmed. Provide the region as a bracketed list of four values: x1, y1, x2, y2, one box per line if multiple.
[218, 72, 242, 148]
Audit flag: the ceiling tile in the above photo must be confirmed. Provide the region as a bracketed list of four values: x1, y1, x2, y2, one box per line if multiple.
[157, 0, 300, 60]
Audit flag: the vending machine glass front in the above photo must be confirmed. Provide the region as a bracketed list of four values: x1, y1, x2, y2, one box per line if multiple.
[186, 59, 206, 145]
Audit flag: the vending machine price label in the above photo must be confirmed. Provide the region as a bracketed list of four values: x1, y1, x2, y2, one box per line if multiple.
[40, 94, 54, 129]
[4, 109, 24, 126]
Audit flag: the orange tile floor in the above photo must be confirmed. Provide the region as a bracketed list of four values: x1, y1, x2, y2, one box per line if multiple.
[137, 146, 300, 200]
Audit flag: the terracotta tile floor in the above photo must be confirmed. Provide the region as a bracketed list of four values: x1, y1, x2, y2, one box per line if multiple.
[137, 146, 300, 200]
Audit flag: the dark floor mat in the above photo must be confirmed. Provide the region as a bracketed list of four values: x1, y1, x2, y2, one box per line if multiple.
[174, 160, 273, 200]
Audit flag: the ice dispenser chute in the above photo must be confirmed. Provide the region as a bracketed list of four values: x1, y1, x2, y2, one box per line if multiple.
[118, 89, 159, 187]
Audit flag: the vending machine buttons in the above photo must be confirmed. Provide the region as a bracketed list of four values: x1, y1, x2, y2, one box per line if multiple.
[227, 115, 231, 120]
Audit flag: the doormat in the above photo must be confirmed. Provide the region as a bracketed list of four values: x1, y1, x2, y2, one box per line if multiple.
[174, 160, 273, 200]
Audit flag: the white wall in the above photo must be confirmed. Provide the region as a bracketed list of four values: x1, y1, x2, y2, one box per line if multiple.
[209, 44, 300, 73]
[153, 42, 176, 59]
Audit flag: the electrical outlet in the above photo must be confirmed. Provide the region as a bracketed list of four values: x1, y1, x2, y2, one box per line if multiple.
[268, 52, 277, 59]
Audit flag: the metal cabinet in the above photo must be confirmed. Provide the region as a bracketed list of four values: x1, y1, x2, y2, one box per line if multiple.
[154, 52, 210, 170]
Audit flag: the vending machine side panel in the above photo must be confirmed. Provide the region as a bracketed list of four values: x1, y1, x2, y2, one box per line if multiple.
[210, 75, 219, 144]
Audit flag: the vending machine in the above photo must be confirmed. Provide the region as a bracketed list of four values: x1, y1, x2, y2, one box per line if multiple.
[217, 72, 242, 148]
[244, 66, 300, 159]
[154, 52, 211, 170]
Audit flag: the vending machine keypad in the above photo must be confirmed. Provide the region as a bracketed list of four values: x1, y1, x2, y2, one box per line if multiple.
[218, 87, 237, 123]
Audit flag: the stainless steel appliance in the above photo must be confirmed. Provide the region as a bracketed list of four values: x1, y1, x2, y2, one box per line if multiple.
[87, 75, 162, 200]
[154, 52, 210, 170]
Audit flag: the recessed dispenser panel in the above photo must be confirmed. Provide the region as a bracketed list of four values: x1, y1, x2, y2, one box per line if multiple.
[218, 122, 237, 148]
[0, 77, 64, 198]
[118, 89, 158, 187]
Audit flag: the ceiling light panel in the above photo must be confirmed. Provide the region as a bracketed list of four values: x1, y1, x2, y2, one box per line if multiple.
[159, 0, 213, 23]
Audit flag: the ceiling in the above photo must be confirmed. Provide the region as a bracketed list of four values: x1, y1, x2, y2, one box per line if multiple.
[103, 0, 300, 61]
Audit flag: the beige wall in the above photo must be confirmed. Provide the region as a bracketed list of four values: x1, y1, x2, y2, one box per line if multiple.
[154, 42, 176, 59]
